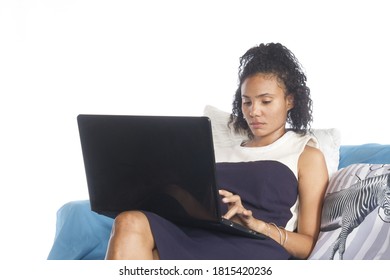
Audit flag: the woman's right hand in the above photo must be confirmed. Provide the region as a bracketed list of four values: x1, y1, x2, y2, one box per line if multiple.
[219, 189, 261, 231]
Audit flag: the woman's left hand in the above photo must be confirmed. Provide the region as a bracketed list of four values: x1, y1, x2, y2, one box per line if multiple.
[219, 189, 259, 230]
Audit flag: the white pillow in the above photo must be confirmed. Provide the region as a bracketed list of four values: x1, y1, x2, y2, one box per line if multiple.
[310, 128, 341, 177]
[203, 105, 341, 177]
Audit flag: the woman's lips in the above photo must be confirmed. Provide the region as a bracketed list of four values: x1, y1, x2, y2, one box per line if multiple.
[250, 122, 265, 129]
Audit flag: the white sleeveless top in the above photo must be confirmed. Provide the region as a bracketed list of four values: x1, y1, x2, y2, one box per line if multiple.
[214, 131, 318, 230]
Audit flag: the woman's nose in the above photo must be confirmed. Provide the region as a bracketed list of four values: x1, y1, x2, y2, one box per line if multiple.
[249, 103, 261, 117]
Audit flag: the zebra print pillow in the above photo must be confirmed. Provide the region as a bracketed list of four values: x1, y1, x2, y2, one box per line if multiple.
[308, 163, 390, 260]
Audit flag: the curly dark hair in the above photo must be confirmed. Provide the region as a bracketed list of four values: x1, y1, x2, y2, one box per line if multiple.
[229, 43, 313, 137]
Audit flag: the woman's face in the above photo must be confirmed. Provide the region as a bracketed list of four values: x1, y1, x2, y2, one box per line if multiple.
[241, 73, 294, 147]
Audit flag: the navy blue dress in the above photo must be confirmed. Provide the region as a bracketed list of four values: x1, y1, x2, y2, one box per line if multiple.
[142, 160, 297, 259]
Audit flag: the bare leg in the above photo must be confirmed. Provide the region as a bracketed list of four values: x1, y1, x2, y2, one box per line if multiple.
[105, 211, 159, 260]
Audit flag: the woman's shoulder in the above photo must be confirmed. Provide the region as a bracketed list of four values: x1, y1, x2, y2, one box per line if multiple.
[299, 144, 328, 177]
[301, 144, 325, 163]
[287, 131, 319, 147]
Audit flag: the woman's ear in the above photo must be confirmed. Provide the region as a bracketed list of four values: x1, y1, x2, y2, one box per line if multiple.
[286, 94, 294, 110]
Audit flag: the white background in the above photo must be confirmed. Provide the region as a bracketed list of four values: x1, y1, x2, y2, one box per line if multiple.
[1, 0, 389, 265]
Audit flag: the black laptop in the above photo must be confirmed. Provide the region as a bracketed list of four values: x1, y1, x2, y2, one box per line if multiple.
[77, 114, 264, 239]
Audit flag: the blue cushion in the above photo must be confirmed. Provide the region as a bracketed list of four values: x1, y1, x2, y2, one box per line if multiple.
[339, 144, 390, 169]
[47, 200, 113, 260]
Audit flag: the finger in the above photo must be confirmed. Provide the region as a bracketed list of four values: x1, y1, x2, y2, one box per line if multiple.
[240, 209, 253, 219]
[222, 194, 241, 204]
[224, 205, 252, 220]
[223, 204, 251, 220]
[218, 189, 233, 197]
[222, 205, 241, 219]
[219, 189, 235, 203]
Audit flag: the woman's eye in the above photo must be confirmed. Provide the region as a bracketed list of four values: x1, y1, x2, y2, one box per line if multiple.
[262, 100, 272, 104]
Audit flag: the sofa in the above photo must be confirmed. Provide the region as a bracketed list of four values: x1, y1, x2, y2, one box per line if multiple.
[47, 106, 390, 260]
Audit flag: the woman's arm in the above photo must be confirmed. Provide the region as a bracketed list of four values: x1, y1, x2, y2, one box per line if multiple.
[288, 145, 329, 259]
[220, 145, 328, 259]
[259, 145, 328, 259]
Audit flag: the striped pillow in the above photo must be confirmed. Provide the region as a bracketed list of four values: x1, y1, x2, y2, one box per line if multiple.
[309, 163, 390, 259]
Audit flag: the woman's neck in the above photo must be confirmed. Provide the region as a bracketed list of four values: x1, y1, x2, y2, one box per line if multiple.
[244, 128, 287, 147]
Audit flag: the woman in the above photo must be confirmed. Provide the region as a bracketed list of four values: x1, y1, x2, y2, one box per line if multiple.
[105, 43, 329, 260]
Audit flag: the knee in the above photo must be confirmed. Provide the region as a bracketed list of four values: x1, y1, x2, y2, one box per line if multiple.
[112, 211, 150, 235]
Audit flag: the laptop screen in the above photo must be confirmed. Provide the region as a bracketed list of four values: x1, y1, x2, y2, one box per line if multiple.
[77, 114, 221, 224]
